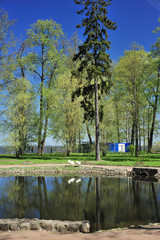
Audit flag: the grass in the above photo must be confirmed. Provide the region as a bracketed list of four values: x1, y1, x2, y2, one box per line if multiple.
[0, 152, 160, 167]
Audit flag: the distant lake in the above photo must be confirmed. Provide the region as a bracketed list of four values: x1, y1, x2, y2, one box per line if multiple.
[0, 146, 65, 154]
[0, 176, 160, 232]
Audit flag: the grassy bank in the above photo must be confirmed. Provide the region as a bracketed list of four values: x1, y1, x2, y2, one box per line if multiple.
[0, 152, 160, 167]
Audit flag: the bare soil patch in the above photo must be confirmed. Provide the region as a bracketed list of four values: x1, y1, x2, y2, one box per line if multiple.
[0, 159, 18, 161]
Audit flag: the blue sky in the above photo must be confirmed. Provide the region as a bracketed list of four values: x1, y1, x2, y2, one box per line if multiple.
[1, 0, 160, 61]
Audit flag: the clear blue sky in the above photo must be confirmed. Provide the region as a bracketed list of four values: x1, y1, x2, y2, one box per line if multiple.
[1, 0, 160, 61]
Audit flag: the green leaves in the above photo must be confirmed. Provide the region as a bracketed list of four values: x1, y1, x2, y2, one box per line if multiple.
[73, 0, 117, 83]
[27, 19, 63, 47]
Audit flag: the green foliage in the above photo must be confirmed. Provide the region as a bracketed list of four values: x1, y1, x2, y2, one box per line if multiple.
[0, 8, 15, 60]
[50, 69, 84, 154]
[73, 0, 117, 121]
[0, 8, 16, 100]
[3, 77, 36, 156]
[26, 19, 65, 154]
[113, 45, 148, 155]
[151, 17, 160, 57]
[128, 144, 135, 156]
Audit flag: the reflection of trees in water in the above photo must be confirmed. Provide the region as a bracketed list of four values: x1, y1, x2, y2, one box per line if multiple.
[0, 176, 37, 218]
[96, 177, 100, 231]
[150, 182, 160, 221]
[47, 176, 85, 220]
[0, 176, 160, 231]
[38, 177, 49, 218]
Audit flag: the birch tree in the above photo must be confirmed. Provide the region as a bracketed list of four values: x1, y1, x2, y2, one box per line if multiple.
[26, 19, 65, 155]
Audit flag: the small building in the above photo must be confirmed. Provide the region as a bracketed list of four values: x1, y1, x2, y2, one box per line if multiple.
[107, 143, 131, 153]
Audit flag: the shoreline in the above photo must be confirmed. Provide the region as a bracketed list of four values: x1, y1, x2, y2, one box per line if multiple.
[0, 164, 160, 179]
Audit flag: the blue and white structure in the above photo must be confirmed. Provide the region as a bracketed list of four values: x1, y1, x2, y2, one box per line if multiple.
[107, 143, 131, 153]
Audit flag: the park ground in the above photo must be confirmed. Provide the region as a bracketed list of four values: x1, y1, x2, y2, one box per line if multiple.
[0, 224, 160, 240]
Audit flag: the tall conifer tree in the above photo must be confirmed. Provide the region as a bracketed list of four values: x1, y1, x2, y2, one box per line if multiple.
[73, 0, 117, 160]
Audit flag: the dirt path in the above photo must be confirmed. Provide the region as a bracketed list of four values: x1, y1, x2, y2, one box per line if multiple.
[0, 163, 160, 171]
[0, 163, 133, 171]
[0, 225, 160, 240]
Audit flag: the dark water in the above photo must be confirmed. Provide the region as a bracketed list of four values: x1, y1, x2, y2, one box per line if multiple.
[0, 176, 160, 232]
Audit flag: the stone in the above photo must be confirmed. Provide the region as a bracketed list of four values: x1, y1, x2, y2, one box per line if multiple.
[56, 223, 67, 233]
[132, 168, 158, 177]
[39, 220, 54, 231]
[30, 222, 40, 230]
[0, 223, 9, 231]
[10, 223, 20, 231]
[81, 220, 90, 233]
[0, 218, 90, 233]
[19, 222, 30, 230]
[68, 223, 80, 232]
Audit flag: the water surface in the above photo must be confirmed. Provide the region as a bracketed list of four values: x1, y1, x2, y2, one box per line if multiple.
[0, 176, 160, 232]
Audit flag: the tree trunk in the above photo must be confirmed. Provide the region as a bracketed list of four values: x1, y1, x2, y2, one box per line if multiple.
[131, 122, 135, 145]
[115, 104, 120, 143]
[147, 108, 150, 152]
[78, 129, 81, 153]
[66, 139, 70, 156]
[86, 122, 93, 145]
[135, 120, 138, 157]
[143, 117, 146, 151]
[16, 149, 20, 158]
[95, 77, 101, 161]
[148, 104, 158, 153]
[148, 65, 160, 153]
[37, 81, 43, 155]
[37, 45, 44, 155]
[126, 113, 130, 143]
[133, 77, 138, 157]
[41, 115, 49, 154]
[101, 130, 106, 156]
[139, 125, 141, 152]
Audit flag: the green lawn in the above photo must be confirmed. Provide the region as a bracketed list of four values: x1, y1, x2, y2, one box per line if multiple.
[0, 152, 160, 167]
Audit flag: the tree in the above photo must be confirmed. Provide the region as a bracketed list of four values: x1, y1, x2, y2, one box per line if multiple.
[0, 8, 16, 115]
[147, 18, 160, 152]
[73, 0, 117, 160]
[143, 56, 160, 153]
[26, 19, 65, 155]
[50, 69, 84, 156]
[100, 96, 117, 156]
[114, 45, 147, 156]
[3, 77, 35, 157]
[0, 8, 15, 69]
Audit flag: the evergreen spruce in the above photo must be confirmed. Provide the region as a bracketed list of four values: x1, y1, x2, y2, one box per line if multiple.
[73, 0, 117, 160]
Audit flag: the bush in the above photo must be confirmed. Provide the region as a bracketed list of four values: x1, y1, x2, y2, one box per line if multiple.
[128, 144, 135, 156]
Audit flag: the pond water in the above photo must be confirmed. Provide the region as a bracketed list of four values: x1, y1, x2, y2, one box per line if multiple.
[0, 176, 160, 232]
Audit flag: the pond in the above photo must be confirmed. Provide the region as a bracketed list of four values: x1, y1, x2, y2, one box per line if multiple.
[0, 176, 160, 232]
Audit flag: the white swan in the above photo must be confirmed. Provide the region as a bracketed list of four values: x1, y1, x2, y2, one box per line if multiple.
[76, 161, 81, 165]
[68, 178, 75, 184]
[76, 178, 81, 183]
